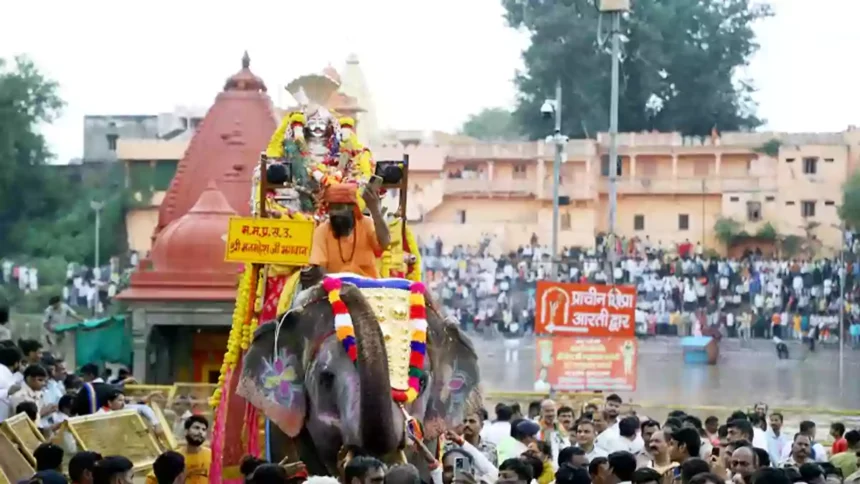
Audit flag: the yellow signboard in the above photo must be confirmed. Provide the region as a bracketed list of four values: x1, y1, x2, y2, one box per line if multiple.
[224, 216, 315, 266]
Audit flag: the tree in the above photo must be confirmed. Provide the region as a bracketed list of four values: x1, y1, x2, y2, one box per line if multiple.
[0, 56, 127, 268]
[459, 107, 522, 141]
[839, 171, 860, 229]
[502, 0, 772, 140]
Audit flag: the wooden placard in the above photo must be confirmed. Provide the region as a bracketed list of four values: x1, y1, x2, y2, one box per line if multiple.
[0, 413, 45, 466]
[149, 402, 177, 451]
[64, 410, 162, 473]
[0, 429, 34, 483]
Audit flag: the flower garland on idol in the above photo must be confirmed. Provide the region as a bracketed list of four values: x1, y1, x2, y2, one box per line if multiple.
[323, 277, 427, 404]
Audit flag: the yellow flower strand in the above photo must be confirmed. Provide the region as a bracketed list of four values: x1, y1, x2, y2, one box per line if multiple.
[210, 263, 253, 408]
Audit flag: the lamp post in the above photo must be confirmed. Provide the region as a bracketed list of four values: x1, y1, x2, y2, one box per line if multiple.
[91, 200, 105, 269]
[605, 9, 623, 283]
[542, 80, 568, 281]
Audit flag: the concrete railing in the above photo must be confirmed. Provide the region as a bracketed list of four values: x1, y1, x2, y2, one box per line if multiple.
[598, 176, 777, 194]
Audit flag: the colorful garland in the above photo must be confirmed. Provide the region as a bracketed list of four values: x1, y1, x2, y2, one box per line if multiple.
[322, 277, 427, 403]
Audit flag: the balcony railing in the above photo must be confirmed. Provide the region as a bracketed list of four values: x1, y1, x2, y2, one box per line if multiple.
[598, 176, 777, 194]
[538, 183, 596, 200]
[443, 178, 536, 196]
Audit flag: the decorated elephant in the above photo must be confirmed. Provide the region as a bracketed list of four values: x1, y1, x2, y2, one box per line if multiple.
[237, 275, 481, 476]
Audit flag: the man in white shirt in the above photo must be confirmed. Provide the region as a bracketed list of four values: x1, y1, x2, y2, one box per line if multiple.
[575, 420, 608, 462]
[9, 364, 56, 424]
[0, 344, 24, 421]
[481, 403, 514, 447]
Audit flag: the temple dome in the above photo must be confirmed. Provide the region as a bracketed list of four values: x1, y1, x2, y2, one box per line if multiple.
[224, 51, 267, 92]
[150, 182, 237, 274]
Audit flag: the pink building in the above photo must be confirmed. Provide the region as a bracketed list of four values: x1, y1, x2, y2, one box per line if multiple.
[402, 129, 860, 255]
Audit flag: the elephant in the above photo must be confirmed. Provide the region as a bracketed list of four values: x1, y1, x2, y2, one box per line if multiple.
[237, 278, 482, 476]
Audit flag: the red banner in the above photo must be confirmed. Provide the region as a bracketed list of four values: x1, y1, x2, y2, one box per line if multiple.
[535, 337, 637, 392]
[535, 281, 636, 337]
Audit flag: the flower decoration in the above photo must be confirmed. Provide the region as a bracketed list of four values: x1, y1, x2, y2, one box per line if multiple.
[261, 350, 302, 406]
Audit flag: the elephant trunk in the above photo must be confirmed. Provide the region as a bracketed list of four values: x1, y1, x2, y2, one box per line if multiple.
[349, 288, 404, 456]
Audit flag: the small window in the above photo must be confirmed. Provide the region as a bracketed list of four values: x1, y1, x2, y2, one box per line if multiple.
[678, 214, 689, 230]
[106, 134, 119, 151]
[765, 196, 775, 202]
[785, 158, 795, 163]
[729, 196, 740, 202]
[825, 158, 834, 163]
[785, 201, 796, 206]
[561, 213, 571, 230]
[747, 201, 762, 222]
[633, 214, 645, 231]
[600, 155, 623, 177]
[803, 157, 818, 174]
[456, 210, 466, 224]
[825, 200, 835, 206]
[801, 201, 816, 218]
[513, 165, 527, 179]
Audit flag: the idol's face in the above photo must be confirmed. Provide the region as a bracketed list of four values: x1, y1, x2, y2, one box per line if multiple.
[307, 113, 327, 138]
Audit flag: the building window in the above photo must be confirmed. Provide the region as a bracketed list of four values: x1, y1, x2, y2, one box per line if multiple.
[785, 201, 796, 206]
[600, 155, 623, 177]
[678, 214, 689, 230]
[825, 200, 835, 206]
[513, 165, 527, 179]
[785, 158, 795, 163]
[825, 158, 834, 163]
[765, 196, 775, 202]
[153, 160, 179, 190]
[747, 201, 762, 222]
[729, 196, 740, 202]
[802, 157, 818, 174]
[106, 134, 119, 151]
[801, 201, 816, 218]
[633, 214, 645, 231]
[561, 213, 571, 231]
[456, 210, 466, 224]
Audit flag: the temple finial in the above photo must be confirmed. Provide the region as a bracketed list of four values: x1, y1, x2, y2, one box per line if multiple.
[241, 51, 250, 69]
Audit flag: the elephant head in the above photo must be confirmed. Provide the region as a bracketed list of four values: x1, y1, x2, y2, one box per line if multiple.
[238, 282, 409, 471]
[237, 280, 481, 475]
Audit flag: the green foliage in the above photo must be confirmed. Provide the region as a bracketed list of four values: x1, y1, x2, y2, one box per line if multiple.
[713, 217, 743, 245]
[839, 171, 860, 229]
[754, 138, 782, 157]
[780, 235, 803, 259]
[502, 0, 772, 139]
[459, 107, 522, 141]
[0, 56, 130, 269]
[756, 222, 778, 240]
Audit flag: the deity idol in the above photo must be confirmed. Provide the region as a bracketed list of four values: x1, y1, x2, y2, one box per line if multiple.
[254, 72, 373, 218]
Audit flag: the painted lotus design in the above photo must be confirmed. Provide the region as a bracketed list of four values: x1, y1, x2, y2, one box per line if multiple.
[261, 350, 301, 405]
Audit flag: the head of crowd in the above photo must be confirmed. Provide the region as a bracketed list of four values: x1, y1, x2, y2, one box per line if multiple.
[4, 350, 858, 484]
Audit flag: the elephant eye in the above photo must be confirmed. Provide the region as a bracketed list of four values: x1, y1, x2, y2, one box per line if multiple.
[320, 369, 335, 391]
[418, 374, 429, 393]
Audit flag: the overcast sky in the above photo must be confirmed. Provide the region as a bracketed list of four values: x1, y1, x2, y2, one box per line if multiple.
[1, 0, 857, 164]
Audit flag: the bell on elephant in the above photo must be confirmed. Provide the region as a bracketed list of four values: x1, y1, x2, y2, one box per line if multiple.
[236, 279, 482, 477]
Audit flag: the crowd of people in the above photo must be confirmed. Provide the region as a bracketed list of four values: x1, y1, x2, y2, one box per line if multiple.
[420, 235, 860, 346]
[7, 380, 860, 484]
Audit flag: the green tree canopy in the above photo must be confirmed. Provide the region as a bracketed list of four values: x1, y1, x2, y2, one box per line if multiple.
[0, 56, 127, 267]
[502, 0, 773, 140]
[459, 107, 522, 141]
[839, 171, 860, 230]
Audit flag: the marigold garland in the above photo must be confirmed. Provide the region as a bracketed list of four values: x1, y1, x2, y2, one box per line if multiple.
[210, 263, 254, 408]
[322, 277, 427, 403]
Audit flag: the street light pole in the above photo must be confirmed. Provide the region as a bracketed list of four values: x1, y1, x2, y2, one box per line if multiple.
[91, 200, 105, 269]
[839, 227, 846, 392]
[606, 11, 622, 284]
[551, 78, 563, 281]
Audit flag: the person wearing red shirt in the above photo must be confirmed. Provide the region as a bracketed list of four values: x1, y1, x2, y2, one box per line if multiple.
[831, 422, 848, 454]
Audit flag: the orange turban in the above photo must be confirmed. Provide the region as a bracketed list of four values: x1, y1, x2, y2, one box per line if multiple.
[324, 183, 358, 204]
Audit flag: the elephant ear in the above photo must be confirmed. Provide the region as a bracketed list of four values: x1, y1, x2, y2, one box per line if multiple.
[237, 314, 307, 437]
[424, 298, 482, 432]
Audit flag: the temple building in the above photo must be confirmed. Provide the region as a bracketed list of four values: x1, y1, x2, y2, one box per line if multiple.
[116, 53, 276, 383]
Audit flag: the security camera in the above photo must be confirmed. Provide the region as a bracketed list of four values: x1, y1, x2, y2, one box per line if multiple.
[540, 100, 555, 119]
